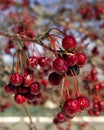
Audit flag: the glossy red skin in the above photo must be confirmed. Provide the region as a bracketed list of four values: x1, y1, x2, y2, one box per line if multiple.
[23, 74, 34, 87]
[53, 57, 68, 74]
[14, 93, 26, 104]
[48, 72, 63, 86]
[38, 57, 51, 67]
[64, 98, 80, 116]
[62, 35, 77, 51]
[65, 54, 78, 66]
[27, 56, 38, 70]
[77, 96, 90, 110]
[56, 112, 66, 122]
[10, 73, 23, 86]
[76, 53, 87, 67]
[30, 82, 40, 95]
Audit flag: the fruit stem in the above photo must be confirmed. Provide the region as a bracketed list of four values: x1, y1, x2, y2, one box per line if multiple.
[49, 35, 58, 57]
[16, 52, 19, 73]
[70, 68, 80, 97]
[23, 104, 38, 130]
[64, 76, 70, 99]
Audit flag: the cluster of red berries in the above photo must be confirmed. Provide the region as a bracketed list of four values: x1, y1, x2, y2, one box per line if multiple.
[83, 68, 104, 116]
[4, 53, 52, 104]
[49, 35, 87, 86]
[4, 29, 90, 122]
[47, 35, 90, 123]
[53, 95, 90, 124]
[78, 3, 104, 20]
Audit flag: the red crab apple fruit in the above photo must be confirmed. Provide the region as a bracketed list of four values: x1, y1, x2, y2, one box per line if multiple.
[10, 73, 23, 86]
[14, 93, 26, 104]
[53, 57, 68, 74]
[63, 98, 80, 116]
[77, 96, 90, 110]
[48, 72, 63, 86]
[76, 53, 87, 67]
[62, 35, 77, 51]
[27, 56, 38, 70]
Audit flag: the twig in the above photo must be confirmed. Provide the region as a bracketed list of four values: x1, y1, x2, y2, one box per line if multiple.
[23, 104, 38, 130]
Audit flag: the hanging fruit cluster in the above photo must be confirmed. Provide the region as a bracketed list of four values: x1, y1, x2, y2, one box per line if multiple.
[3, 28, 90, 123]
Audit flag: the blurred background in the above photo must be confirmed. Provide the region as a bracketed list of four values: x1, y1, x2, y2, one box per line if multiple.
[0, 0, 104, 130]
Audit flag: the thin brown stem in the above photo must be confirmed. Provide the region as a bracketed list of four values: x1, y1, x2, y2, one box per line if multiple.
[23, 104, 38, 130]
[0, 31, 56, 53]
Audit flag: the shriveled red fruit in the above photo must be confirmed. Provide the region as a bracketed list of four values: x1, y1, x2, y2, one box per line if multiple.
[62, 35, 77, 51]
[63, 98, 80, 116]
[23, 74, 34, 87]
[48, 72, 63, 86]
[53, 57, 68, 74]
[38, 57, 51, 68]
[30, 82, 40, 95]
[76, 53, 87, 67]
[14, 93, 26, 104]
[65, 54, 78, 66]
[77, 96, 90, 110]
[27, 56, 38, 70]
[10, 73, 23, 86]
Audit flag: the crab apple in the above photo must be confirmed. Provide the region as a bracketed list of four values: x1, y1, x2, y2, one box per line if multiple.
[14, 93, 26, 104]
[76, 53, 87, 67]
[53, 57, 68, 74]
[99, 82, 104, 89]
[56, 112, 66, 122]
[4, 84, 18, 94]
[65, 54, 78, 66]
[10, 73, 23, 86]
[23, 74, 34, 87]
[48, 72, 63, 86]
[62, 35, 77, 51]
[27, 56, 38, 70]
[38, 57, 51, 68]
[93, 84, 100, 91]
[30, 82, 40, 95]
[77, 96, 90, 110]
[63, 98, 80, 116]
